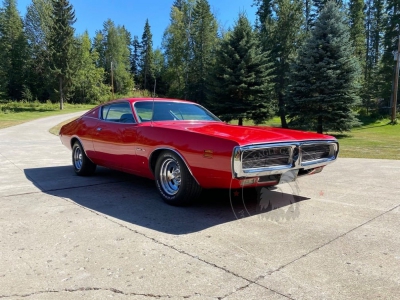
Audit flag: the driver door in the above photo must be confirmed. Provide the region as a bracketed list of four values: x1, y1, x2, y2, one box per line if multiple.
[91, 101, 139, 171]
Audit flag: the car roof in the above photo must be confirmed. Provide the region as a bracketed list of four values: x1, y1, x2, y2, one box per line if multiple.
[106, 98, 193, 105]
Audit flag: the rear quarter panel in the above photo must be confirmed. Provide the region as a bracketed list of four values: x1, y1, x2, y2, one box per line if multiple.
[60, 109, 99, 159]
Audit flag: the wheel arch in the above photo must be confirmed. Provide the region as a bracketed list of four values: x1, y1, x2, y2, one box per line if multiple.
[70, 136, 93, 160]
[149, 148, 200, 186]
[70, 136, 81, 149]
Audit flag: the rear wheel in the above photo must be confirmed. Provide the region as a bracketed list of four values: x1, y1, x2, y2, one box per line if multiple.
[72, 141, 96, 176]
[155, 151, 202, 206]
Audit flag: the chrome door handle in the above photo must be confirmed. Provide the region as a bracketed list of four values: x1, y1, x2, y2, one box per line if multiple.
[96, 127, 102, 131]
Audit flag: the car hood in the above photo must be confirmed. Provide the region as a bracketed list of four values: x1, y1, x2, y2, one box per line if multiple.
[152, 121, 336, 145]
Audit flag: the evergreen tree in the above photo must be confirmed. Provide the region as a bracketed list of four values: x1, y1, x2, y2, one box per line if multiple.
[0, 0, 28, 100]
[370, 0, 385, 66]
[188, 0, 218, 103]
[349, 0, 366, 72]
[258, 0, 305, 128]
[349, 0, 367, 112]
[48, 0, 76, 109]
[380, 0, 399, 106]
[173, 0, 185, 10]
[209, 14, 275, 125]
[131, 35, 141, 85]
[310, 0, 343, 28]
[140, 19, 154, 90]
[364, 0, 386, 113]
[253, 0, 273, 32]
[304, 0, 313, 31]
[287, 1, 361, 133]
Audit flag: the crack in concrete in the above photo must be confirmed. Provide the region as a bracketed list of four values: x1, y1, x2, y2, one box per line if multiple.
[0, 287, 214, 299]
[258, 202, 400, 280]
[218, 201, 400, 299]
[53, 195, 293, 300]
[1, 180, 128, 199]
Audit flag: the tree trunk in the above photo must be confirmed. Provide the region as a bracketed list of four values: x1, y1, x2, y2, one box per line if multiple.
[317, 115, 323, 134]
[238, 117, 243, 126]
[59, 77, 63, 110]
[278, 93, 288, 128]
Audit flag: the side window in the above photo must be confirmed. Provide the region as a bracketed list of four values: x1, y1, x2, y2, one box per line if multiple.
[134, 102, 153, 122]
[101, 102, 135, 123]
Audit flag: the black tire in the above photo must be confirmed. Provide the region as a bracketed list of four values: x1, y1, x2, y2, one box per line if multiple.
[155, 151, 202, 206]
[72, 141, 96, 176]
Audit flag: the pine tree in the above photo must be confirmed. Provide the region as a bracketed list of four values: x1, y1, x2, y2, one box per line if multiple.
[48, 0, 76, 109]
[348, 0, 367, 112]
[364, 0, 386, 114]
[380, 0, 399, 106]
[287, 1, 361, 133]
[131, 35, 141, 85]
[257, 0, 305, 128]
[209, 14, 275, 125]
[188, 0, 218, 103]
[349, 0, 366, 72]
[253, 0, 273, 32]
[140, 19, 154, 91]
[0, 0, 28, 100]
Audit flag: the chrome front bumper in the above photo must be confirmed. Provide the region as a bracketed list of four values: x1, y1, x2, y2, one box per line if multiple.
[232, 140, 339, 179]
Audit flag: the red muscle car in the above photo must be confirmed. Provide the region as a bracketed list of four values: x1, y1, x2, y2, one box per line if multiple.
[59, 98, 339, 205]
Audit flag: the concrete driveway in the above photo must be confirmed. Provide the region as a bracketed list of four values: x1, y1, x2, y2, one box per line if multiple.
[0, 113, 399, 299]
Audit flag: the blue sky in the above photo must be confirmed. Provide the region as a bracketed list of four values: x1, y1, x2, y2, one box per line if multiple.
[16, 0, 257, 48]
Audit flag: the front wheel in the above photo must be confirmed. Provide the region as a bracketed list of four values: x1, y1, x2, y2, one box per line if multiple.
[72, 141, 96, 176]
[155, 151, 202, 206]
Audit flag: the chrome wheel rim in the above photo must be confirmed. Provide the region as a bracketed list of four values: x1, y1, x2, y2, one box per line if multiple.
[73, 146, 83, 171]
[159, 158, 181, 196]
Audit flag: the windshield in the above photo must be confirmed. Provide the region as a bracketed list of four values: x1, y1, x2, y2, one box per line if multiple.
[134, 101, 221, 123]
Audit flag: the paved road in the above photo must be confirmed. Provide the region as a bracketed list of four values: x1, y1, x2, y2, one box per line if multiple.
[0, 113, 399, 299]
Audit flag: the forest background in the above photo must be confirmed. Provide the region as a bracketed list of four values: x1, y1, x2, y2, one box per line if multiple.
[1, 0, 399, 133]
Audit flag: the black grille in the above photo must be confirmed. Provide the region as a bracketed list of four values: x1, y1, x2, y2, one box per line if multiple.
[301, 144, 332, 162]
[242, 147, 291, 169]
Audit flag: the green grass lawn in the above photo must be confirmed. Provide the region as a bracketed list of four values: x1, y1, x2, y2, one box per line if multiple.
[0, 101, 94, 129]
[230, 116, 400, 160]
[329, 119, 400, 160]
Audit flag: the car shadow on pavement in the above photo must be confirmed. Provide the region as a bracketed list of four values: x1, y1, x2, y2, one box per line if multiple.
[24, 166, 309, 235]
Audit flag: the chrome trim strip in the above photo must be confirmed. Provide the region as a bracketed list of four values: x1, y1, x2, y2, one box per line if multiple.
[232, 140, 338, 179]
[149, 147, 200, 185]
